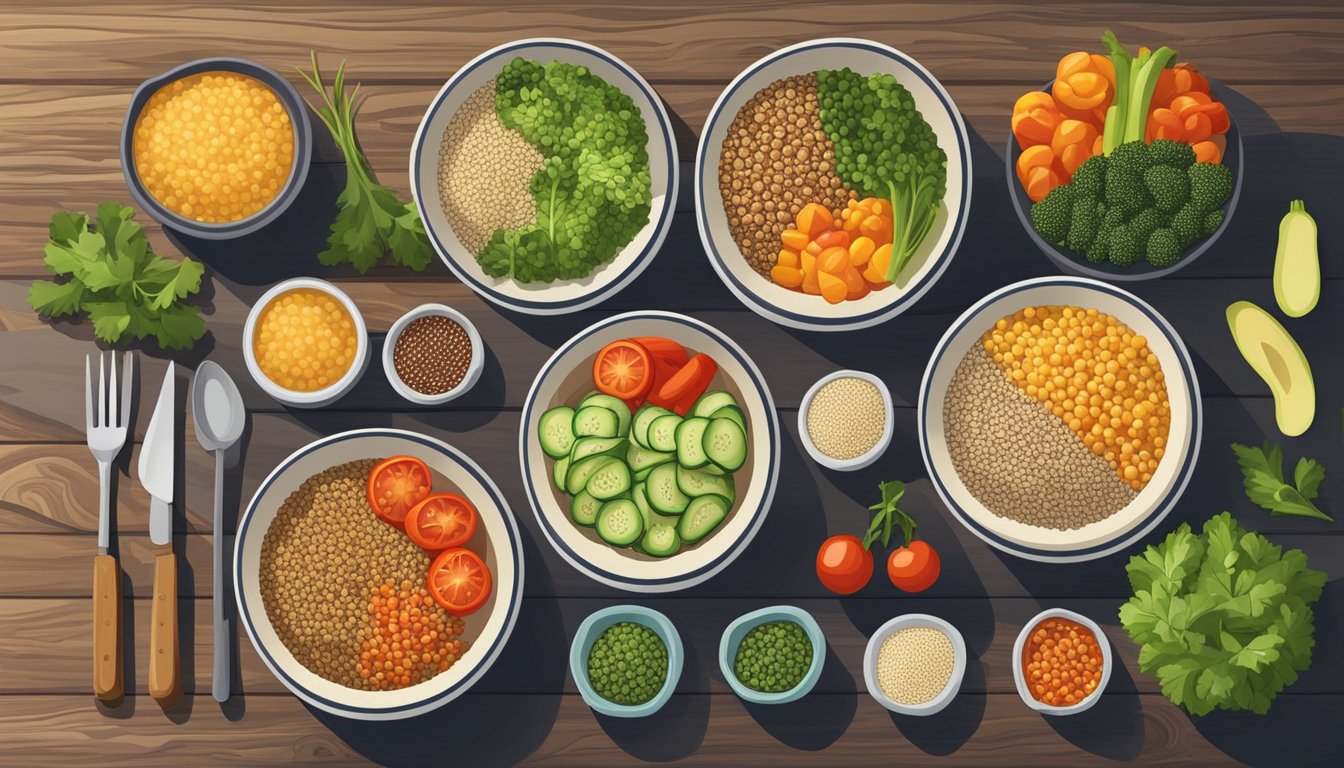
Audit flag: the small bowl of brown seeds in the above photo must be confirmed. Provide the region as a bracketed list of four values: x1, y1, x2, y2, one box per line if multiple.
[383, 304, 484, 406]
[798, 369, 893, 471]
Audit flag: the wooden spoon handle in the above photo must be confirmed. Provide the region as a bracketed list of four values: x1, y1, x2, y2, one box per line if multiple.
[148, 552, 180, 704]
[92, 554, 122, 700]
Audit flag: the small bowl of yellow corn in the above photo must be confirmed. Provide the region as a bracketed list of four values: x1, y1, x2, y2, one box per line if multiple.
[243, 277, 370, 408]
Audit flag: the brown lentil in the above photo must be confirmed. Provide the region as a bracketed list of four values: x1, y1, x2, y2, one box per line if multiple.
[876, 627, 956, 705]
[393, 315, 473, 395]
[806, 376, 886, 460]
[717, 74, 856, 277]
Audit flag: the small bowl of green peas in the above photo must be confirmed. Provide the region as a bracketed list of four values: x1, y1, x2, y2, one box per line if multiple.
[719, 605, 826, 705]
[570, 605, 684, 718]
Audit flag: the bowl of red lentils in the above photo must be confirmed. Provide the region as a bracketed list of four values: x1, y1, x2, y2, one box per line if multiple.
[383, 304, 484, 405]
[121, 57, 312, 239]
[1012, 608, 1112, 715]
[243, 277, 370, 408]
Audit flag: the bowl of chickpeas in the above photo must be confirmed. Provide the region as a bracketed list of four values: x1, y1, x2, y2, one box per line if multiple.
[244, 277, 369, 408]
[121, 57, 312, 239]
[1012, 608, 1112, 715]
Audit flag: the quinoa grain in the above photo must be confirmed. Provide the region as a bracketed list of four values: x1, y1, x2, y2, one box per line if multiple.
[876, 627, 956, 705]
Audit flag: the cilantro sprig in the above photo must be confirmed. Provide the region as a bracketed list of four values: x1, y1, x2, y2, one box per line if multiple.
[861, 480, 918, 550]
[27, 203, 206, 349]
[1232, 442, 1332, 522]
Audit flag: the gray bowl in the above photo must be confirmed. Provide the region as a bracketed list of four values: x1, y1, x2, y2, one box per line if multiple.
[1007, 79, 1243, 281]
[120, 57, 313, 240]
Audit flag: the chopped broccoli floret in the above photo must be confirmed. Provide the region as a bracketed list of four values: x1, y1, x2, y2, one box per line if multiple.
[1089, 219, 1114, 263]
[1069, 154, 1108, 201]
[1170, 202, 1205, 245]
[1067, 200, 1102, 253]
[1107, 225, 1141, 266]
[1109, 140, 1151, 173]
[1188, 162, 1233, 212]
[1104, 165, 1149, 216]
[1146, 139, 1196, 168]
[1143, 164, 1190, 212]
[1129, 208, 1163, 244]
[1146, 228, 1183, 267]
[1204, 209, 1226, 236]
[1103, 206, 1127, 229]
[1030, 184, 1075, 245]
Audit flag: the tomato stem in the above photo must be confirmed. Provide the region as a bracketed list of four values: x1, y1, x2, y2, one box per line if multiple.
[862, 480, 919, 550]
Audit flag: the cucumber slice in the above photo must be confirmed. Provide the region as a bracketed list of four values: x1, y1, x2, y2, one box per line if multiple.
[677, 465, 735, 506]
[569, 490, 603, 527]
[692, 390, 739, 418]
[632, 482, 652, 519]
[580, 393, 632, 436]
[585, 460, 632, 501]
[640, 523, 682, 557]
[710, 404, 746, 431]
[648, 413, 682, 453]
[703, 417, 748, 472]
[631, 405, 670, 449]
[538, 406, 576, 458]
[573, 405, 620, 438]
[678, 495, 728, 544]
[626, 441, 675, 473]
[596, 499, 643, 546]
[675, 417, 710, 468]
[646, 462, 690, 515]
[566, 456, 614, 496]
[633, 465, 654, 483]
[552, 456, 570, 491]
[570, 436, 624, 463]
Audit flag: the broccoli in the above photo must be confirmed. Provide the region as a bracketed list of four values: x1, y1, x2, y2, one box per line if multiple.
[1069, 154, 1108, 201]
[1103, 206, 1127, 230]
[1030, 184, 1075, 245]
[1106, 225, 1141, 266]
[1170, 202, 1205, 246]
[1067, 200, 1102, 254]
[1147, 139, 1196, 168]
[1146, 228, 1183, 267]
[817, 68, 947, 282]
[1108, 140, 1151, 174]
[1205, 209, 1226, 236]
[1143, 164, 1190, 212]
[1089, 220, 1114, 263]
[1104, 164, 1149, 216]
[1129, 208, 1163, 244]
[1188, 162, 1233, 212]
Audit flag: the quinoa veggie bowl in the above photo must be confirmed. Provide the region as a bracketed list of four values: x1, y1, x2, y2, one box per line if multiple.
[919, 277, 1201, 562]
[235, 429, 523, 719]
[411, 39, 677, 315]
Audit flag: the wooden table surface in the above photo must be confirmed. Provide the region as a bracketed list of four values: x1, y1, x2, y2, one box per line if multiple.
[2, 2, 1342, 765]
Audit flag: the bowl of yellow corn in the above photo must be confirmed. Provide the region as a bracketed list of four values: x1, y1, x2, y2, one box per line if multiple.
[121, 57, 313, 239]
[243, 277, 370, 408]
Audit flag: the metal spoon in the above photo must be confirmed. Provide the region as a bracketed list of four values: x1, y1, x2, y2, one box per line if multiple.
[191, 361, 245, 703]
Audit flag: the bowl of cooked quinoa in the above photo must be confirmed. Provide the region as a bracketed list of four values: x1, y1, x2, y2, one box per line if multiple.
[919, 276, 1202, 562]
[863, 613, 967, 716]
[798, 369, 893, 471]
[120, 57, 312, 239]
[235, 429, 524, 719]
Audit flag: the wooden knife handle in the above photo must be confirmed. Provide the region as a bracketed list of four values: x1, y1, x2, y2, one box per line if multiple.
[92, 554, 122, 700]
[149, 552, 180, 704]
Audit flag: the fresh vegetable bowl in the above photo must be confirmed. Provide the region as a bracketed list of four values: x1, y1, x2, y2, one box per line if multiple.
[570, 605, 684, 718]
[719, 606, 826, 705]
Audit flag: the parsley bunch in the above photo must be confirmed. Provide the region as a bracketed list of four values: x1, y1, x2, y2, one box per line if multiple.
[27, 203, 206, 349]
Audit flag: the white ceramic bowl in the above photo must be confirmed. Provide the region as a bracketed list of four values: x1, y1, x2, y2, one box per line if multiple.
[919, 276, 1202, 562]
[410, 38, 678, 315]
[382, 303, 485, 406]
[863, 613, 967, 716]
[798, 369, 893, 471]
[234, 429, 524, 720]
[696, 38, 972, 331]
[519, 311, 781, 592]
[1012, 608, 1113, 716]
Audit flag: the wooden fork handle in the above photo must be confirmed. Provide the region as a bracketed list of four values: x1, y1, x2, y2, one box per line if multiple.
[92, 554, 122, 700]
[149, 552, 180, 704]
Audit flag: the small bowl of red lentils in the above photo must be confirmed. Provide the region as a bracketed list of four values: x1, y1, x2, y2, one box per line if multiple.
[120, 57, 312, 239]
[243, 277, 370, 408]
[1013, 608, 1112, 716]
[382, 304, 484, 406]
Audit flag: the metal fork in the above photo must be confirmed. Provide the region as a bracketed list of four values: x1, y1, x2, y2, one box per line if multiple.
[87, 351, 132, 700]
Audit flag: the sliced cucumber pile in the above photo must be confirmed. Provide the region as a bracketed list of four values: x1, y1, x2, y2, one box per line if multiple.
[537, 389, 750, 556]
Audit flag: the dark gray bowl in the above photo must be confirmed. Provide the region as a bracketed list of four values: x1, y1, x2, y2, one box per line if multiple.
[1007, 79, 1243, 281]
[120, 57, 313, 240]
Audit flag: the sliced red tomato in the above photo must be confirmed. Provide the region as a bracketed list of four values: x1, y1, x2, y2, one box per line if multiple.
[593, 339, 654, 400]
[653, 353, 717, 407]
[427, 548, 492, 616]
[405, 493, 478, 552]
[367, 456, 432, 525]
[630, 336, 688, 368]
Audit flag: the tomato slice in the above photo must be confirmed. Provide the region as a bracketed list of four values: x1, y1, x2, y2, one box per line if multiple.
[367, 456, 432, 525]
[593, 340, 653, 400]
[654, 353, 717, 406]
[405, 493, 478, 551]
[427, 548, 492, 616]
[630, 336, 688, 368]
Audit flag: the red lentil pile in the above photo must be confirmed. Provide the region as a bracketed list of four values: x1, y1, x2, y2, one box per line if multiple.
[393, 314, 473, 396]
[358, 579, 467, 690]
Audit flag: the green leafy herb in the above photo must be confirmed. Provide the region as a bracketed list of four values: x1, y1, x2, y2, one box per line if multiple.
[1232, 442, 1333, 522]
[862, 480, 917, 550]
[1119, 513, 1324, 715]
[27, 204, 205, 349]
[298, 53, 432, 273]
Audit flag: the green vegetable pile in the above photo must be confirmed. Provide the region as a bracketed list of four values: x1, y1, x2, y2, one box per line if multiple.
[587, 621, 668, 706]
[816, 68, 948, 282]
[1030, 139, 1232, 268]
[28, 203, 206, 349]
[733, 620, 814, 693]
[1119, 513, 1324, 715]
[477, 58, 652, 283]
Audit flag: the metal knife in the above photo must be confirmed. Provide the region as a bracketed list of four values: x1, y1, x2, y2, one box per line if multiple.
[138, 362, 179, 706]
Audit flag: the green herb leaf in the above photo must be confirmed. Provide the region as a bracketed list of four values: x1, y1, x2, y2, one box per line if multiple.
[27, 279, 87, 317]
[862, 480, 916, 551]
[1232, 442, 1333, 522]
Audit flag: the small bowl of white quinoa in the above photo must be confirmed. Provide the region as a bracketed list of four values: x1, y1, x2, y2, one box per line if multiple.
[798, 369, 893, 471]
[863, 613, 966, 716]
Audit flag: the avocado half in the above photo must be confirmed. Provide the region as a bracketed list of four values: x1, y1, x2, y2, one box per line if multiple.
[1226, 300, 1315, 436]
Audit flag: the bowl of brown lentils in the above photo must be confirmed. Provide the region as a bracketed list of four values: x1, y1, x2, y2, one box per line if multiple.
[383, 304, 484, 405]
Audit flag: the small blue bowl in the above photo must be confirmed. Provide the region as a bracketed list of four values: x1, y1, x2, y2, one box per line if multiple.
[570, 605, 683, 718]
[719, 606, 825, 705]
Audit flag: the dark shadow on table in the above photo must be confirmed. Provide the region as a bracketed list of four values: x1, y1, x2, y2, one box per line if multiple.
[596, 635, 710, 762]
[889, 658, 986, 756]
[742, 643, 856, 750]
[1043, 661, 1144, 760]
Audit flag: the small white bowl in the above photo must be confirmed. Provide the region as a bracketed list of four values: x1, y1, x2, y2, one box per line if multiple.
[382, 303, 484, 406]
[863, 613, 967, 716]
[243, 277, 369, 408]
[798, 369, 893, 471]
[1012, 608, 1112, 716]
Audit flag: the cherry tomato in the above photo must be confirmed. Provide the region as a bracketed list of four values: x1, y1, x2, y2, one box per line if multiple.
[405, 493, 478, 552]
[887, 540, 941, 593]
[367, 456, 432, 525]
[427, 548, 492, 616]
[593, 339, 654, 400]
[815, 535, 874, 594]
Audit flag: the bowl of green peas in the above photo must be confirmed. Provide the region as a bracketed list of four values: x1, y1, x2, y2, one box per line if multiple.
[570, 605, 684, 718]
[718, 605, 825, 704]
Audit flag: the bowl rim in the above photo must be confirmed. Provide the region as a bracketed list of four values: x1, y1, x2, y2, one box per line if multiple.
[569, 604, 684, 717]
[1005, 79, 1243, 281]
[233, 428, 525, 718]
[718, 605, 826, 704]
[381, 303, 485, 406]
[119, 56, 313, 239]
[409, 37, 679, 315]
[1011, 607, 1113, 715]
[917, 276, 1203, 562]
[242, 277, 369, 408]
[519, 310, 781, 592]
[862, 613, 968, 716]
[694, 37, 972, 331]
[797, 369, 894, 471]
